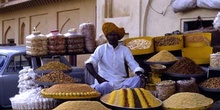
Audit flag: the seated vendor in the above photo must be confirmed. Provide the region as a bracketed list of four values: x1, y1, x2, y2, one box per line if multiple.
[85, 22, 146, 95]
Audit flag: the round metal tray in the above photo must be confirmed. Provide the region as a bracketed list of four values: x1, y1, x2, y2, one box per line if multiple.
[34, 69, 72, 74]
[144, 60, 177, 65]
[199, 85, 220, 92]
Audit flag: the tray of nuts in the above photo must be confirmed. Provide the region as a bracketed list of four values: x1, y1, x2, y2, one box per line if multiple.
[199, 77, 220, 92]
[34, 61, 72, 74]
[35, 71, 81, 86]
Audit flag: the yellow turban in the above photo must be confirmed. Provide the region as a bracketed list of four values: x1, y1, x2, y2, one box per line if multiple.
[102, 22, 125, 40]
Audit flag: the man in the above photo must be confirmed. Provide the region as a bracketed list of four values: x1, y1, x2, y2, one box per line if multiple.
[85, 22, 146, 95]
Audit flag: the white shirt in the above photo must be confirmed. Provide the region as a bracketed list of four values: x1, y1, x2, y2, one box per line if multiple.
[85, 43, 144, 89]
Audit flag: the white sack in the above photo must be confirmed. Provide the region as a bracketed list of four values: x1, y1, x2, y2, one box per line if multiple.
[197, 0, 220, 9]
[213, 12, 220, 30]
[172, 0, 197, 13]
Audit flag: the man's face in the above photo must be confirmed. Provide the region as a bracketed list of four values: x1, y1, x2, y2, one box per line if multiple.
[106, 32, 119, 46]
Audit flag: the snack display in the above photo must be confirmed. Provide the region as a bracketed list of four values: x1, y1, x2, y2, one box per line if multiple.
[10, 88, 58, 110]
[163, 92, 213, 110]
[64, 28, 85, 54]
[47, 30, 66, 54]
[35, 71, 75, 85]
[176, 78, 199, 93]
[210, 52, 220, 68]
[101, 88, 162, 109]
[123, 36, 154, 55]
[11, 66, 58, 110]
[53, 101, 110, 110]
[126, 39, 151, 50]
[26, 29, 47, 56]
[18, 66, 39, 93]
[200, 77, 220, 92]
[41, 83, 101, 99]
[166, 57, 206, 77]
[79, 22, 96, 52]
[146, 50, 178, 63]
[154, 35, 183, 51]
[154, 36, 181, 46]
[183, 33, 211, 47]
[35, 61, 71, 72]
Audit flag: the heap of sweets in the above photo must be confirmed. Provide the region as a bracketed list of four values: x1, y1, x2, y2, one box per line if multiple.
[163, 92, 213, 109]
[53, 101, 110, 110]
[10, 87, 58, 110]
[101, 88, 162, 109]
[18, 66, 39, 93]
[41, 83, 101, 99]
[147, 50, 178, 62]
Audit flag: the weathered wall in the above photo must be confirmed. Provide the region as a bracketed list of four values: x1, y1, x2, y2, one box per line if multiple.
[96, 0, 220, 38]
[0, 0, 96, 44]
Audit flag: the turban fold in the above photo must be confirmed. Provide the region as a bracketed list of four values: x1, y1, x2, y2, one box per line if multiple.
[102, 22, 125, 40]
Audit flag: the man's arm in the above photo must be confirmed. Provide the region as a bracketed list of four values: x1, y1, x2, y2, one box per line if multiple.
[85, 63, 107, 83]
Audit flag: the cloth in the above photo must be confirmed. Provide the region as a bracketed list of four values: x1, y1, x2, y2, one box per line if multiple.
[95, 76, 141, 95]
[85, 43, 144, 90]
[102, 22, 125, 40]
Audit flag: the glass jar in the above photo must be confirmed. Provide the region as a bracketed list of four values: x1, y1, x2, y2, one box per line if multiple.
[26, 30, 47, 56]
[47, 30, 66, 55]
[64, 28, 85, 54]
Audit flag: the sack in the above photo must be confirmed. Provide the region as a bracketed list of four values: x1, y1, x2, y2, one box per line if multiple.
[197, 0, 220, 9]
[213, 12, 220, 30]
[172, 0, 197, 13]
[176, 78, 199, 93]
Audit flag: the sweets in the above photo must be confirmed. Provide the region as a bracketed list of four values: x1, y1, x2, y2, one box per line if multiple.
[147, 50, 178, 62]
[163, 92, 213, 109]
[101, 88, 161, 109]
[41, 83, 101, 99]
[54, 101, 110, 110]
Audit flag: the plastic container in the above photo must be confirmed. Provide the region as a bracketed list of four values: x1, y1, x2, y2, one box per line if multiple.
[154, 35, 183, 52]
[64, 28, 85, 54]
[47, 30, 66, 55]
[182, 46, 213, 64]
[123, 36, 154, 55]
[26, 29, 47, 56]
[183, 32, 211, 48]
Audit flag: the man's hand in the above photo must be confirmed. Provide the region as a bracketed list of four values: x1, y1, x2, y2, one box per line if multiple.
[97, 76, 108, 84]
[135, 71, 143, 76]
[135, 71, 147, 88]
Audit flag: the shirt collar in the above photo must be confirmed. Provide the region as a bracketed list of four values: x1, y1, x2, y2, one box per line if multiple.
[107, 43, 120, 50]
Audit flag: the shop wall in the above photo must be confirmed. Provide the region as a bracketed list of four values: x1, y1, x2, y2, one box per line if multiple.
[0, 0, 96, 45]
[96, 0, 220, 38]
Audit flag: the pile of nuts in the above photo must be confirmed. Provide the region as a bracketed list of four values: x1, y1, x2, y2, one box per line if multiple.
[200, 77, 220, 89]
[184, 35, 210, 46]
[155, 36, 181, 46]
[36, 71, 75, 84]
[36, 61, 71, 71]
[126, 39, 152, 50]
